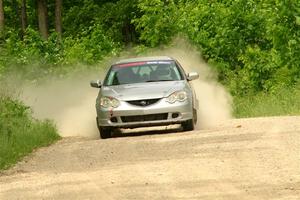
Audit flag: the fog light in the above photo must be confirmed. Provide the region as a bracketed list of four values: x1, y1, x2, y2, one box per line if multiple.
[110, 117, 118, 123]
[172, 113, 179, 118]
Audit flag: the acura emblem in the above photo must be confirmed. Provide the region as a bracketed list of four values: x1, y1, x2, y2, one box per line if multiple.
[140, 100, 147, 106]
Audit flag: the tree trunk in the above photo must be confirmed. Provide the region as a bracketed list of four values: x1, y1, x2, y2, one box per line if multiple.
[20, 0, 27, 37]
[55, 0, 62, 40]
[12, 0, 19, 28]
[0, 0, 4, 32]
[37, 0, 48, 39]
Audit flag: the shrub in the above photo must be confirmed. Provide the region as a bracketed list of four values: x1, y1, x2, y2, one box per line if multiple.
[0, 96, 60, 170]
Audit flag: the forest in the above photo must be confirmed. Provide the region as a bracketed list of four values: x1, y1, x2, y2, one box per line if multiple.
[1, 0, 300, 168]
[0, 0, 299, 94]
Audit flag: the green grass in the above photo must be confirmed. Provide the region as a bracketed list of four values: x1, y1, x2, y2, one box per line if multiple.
[0, 97, 60, 170]
[234, 86, 300, 118]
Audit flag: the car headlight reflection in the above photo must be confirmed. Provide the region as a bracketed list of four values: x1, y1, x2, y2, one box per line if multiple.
[100, 96, 120, 108]
[166, 91, 187, 103]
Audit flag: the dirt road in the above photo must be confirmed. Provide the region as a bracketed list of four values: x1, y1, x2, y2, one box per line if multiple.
[1, 116, 300, 200]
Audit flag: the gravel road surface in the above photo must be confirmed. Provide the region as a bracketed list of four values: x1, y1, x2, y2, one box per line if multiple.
[1, 116, 300, 200]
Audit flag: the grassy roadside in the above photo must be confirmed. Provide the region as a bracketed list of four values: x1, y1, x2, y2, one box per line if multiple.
[0, 97, 60, 170]
[233, 85, 300, 118]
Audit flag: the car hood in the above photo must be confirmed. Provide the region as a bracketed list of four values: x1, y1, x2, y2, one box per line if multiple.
[101, 81, 187, 101]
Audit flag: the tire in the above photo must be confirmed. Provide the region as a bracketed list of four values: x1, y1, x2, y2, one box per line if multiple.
[96, 117, 111, 139]
[182, 119, 194, 131]
[182, 108, 197, 131]
[99, 127, 112, 139]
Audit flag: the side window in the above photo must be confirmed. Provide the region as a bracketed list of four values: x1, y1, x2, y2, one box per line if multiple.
[171, 65, 181, 80]
[106, 70, 117, 85]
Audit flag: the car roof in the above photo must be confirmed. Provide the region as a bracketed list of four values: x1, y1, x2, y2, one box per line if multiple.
[114, 56, 174, 65]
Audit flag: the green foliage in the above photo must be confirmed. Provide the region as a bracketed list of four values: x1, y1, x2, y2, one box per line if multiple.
[63, 0, 102, 36]
[4, 27, 62, 65]
[63, 0, 137, 43]
[133, 0, 300, 94]
[235, 46, 281, 93]
[1, 0, 300, 95]
[133, 0, 179, 47]
[63, 24, 119, 65]
[234, 84, 300, 118]
[0, 96, 60, 170]
[1, 25, 119, 77]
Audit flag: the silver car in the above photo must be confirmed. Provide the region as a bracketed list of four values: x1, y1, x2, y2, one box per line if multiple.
[90, 56, 199, 139]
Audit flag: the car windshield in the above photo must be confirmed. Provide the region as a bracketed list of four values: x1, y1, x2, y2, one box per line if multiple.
[103, 60, 184, 86]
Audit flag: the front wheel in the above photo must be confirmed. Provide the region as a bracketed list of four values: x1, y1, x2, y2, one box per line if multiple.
[99, 127, 112, 139]
[96, 117, 112, 139]
[182, 119, 194, 131]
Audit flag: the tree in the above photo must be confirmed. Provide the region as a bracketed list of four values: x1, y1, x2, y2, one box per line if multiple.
[55, 0, 62, 39]
[0, 0, 4, 32]
[37, 0, 48, 39]
[20, 0, 27, 37]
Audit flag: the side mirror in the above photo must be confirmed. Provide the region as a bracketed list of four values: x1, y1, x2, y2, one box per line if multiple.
[90, 80, 102, 88]
[187, 72, 199, 81]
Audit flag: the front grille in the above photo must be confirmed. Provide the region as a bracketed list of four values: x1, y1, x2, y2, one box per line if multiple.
[121, 113, 168, 123]
[126, 98, 160, 107]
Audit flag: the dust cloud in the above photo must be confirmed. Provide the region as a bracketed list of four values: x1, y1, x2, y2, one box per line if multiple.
[21, 69, 106, 139]
[20, 38, 232, 138]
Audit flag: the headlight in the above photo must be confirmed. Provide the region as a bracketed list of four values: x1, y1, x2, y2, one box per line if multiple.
[100, 96, 120, 108]
[166, 91, 187, 103]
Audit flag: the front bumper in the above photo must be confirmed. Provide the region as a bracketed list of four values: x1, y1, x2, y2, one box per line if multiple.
[96, 98, 193, 128]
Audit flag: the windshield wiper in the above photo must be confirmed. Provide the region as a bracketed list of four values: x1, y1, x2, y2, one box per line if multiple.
[146, 80, 173, 82]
